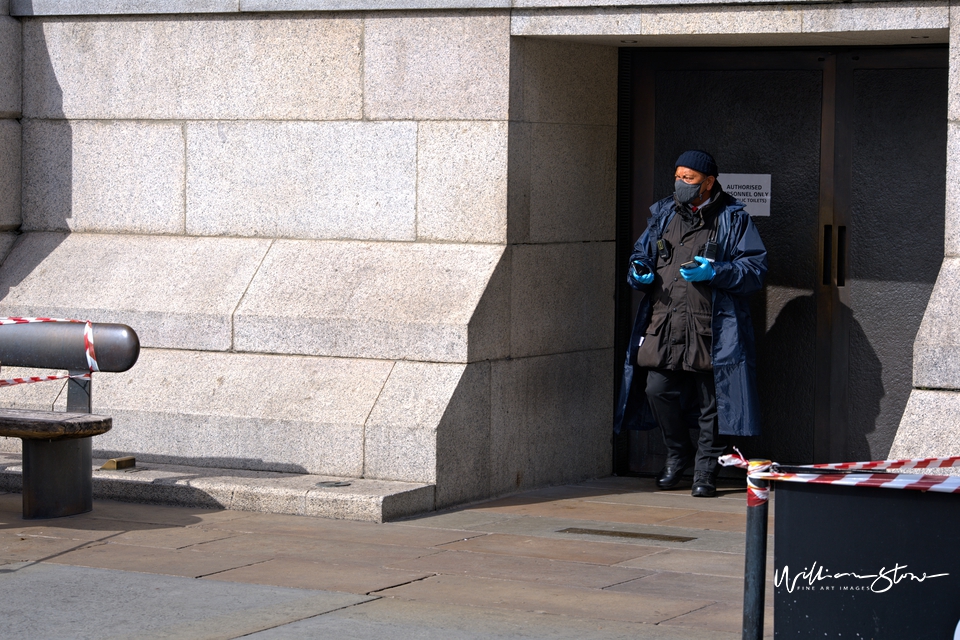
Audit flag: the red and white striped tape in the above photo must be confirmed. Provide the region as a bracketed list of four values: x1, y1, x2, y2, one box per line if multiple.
[718, 448, 960, 504]
[0, 317, 99, 387]
[807, 456, 960, 472]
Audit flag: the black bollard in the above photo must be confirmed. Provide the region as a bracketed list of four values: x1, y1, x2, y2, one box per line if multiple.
[742, 459, 770, 640]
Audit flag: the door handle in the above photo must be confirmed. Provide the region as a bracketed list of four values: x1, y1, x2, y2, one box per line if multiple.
[822, 225, 833, 286]
[837, 226, 846, 287]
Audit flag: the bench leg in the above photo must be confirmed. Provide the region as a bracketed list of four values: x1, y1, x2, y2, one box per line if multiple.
[21, 437, 93, 519]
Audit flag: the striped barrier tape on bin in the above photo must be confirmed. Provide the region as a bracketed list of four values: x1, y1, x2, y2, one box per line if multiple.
[806, 456, 960, 472]
[719, 448, 960, 504]
[0, 317, 99, 386]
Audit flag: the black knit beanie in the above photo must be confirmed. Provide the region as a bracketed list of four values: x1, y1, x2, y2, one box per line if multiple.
[675, 150, 719, 177]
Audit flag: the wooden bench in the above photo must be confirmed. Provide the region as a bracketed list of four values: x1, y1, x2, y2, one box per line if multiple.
[0, 408, 112, 519]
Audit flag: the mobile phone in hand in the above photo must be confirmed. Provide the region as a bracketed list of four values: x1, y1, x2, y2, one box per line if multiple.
[680, 259, 700, 270]
[631, 260, 651, 276]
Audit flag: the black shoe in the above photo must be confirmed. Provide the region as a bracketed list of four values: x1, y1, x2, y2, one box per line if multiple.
[691, 470, 717, 497]
[656, 459, 690, 489]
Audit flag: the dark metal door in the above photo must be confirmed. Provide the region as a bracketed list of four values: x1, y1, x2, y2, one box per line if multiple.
[616, 47, 946, 472]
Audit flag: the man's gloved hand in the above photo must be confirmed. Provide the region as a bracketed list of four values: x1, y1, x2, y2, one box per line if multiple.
[680, 256, 715, 282]
[629, 261, 655, 286]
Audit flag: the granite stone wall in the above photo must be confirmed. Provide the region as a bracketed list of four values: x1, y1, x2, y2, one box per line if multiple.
[1, 0, 956, 510]
[0, 2, 20, 259]
[0, 9, 617, 509]
[889, 0, 960, 462]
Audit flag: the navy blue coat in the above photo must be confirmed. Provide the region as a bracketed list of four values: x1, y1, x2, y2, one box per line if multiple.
[615, 193, 768, 437]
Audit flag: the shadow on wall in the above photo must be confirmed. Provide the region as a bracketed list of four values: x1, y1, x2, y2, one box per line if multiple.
[0, 22, 70, 301]
[739, 295, 883, 465]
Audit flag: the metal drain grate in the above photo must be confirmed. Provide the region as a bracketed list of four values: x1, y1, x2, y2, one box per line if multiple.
[557, 527, 696, 543]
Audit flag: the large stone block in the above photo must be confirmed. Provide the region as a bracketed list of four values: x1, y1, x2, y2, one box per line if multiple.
[22, 120, 185, 234]
[435, 361, 491, 507]
[946, 121, 960, 257]
[416, 120, 508, 243]
[914, 257, 960, 389]
[22, 15, 362, 120]
[364, 11, 510, 120]
[0, 232, 271, 351]
[642, 5, 803, 35]
[363, 361, 466, 483]
[244, 0, 509, 8]
[234, 240, 506, 362]
[0, 16, 19, 118]
[801, 1, 948, 35]
[509, 37, 617, 126]
[0, 120, 20, 231]
[0, 232, 17, 262]
[467, 244, 511, 362]
[510, 122, 616, 244]
[490, 349, 612, 495]
[889, 389, 960, 462]
[511, 7, 643, 37]
[13, 0, 239, 13]
[358, 358, 493, 507]
[510, 241, 615, 358]
[0, 348, 393, 476]
[186, 121, 416, 241]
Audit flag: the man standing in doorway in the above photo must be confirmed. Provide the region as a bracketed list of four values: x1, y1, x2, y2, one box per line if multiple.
[615, 150, 767, 497]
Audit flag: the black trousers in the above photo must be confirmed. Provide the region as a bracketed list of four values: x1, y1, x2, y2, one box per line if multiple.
[644, 369, 725, 474]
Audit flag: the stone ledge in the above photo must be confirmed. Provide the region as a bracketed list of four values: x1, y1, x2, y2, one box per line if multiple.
[0, 452, 436, 522]
[10, 0, 920, 16]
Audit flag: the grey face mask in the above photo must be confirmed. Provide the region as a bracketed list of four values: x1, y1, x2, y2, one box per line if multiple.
[674, 179, 704, 205]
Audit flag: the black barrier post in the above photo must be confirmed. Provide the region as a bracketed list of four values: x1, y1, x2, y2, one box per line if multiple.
[742, 459, 770, 640]
[0, 322, 139, 518]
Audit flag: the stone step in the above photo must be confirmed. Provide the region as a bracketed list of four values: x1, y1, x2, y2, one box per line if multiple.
[0, 452, 435, 523]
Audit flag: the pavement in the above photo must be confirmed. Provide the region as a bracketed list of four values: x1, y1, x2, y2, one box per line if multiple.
[0, 475, 774, 639]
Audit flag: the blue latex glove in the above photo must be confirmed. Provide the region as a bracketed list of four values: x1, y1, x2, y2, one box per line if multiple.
[629, 262, 654, 286]
[680, 256, 715, 282]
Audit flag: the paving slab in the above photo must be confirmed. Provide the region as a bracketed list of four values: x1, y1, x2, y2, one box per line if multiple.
[45, 541, 272, 578]
[394, 507, 522, 531]
[472, 496, 701, 525]
[0, 475, 769, 638]
[205, 556, 432, 595]
[14, 494, 251, 528]
[617, 548, 775, 581]
[377, 573, 714, 624]
[187, 531, 443, 564]
[659, 600, 774, 638]
[439, 532, 663, 564]
[651, 509, 748, 533]
[0, 532, 105, 565]
[386, 549, 654, 588]
[606, 569, 774, 606]
[583, 489, 767, 515]
[246, 596, 740, 640]
[196, 510, 484, 548]
[470, 512, 756, 554]
[0, 561, 372, 640]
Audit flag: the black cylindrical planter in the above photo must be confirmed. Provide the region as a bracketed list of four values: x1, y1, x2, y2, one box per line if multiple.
[21, 437, 93, 519]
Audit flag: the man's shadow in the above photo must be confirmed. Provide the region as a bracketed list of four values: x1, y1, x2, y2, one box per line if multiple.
[733, 293, 883, 465]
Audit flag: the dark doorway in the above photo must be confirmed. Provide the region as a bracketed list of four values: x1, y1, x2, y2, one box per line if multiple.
[615, 47, 947, 473]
